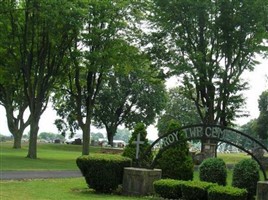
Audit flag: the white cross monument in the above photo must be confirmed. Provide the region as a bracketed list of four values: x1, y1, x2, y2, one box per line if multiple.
[133, 133, 144, 160]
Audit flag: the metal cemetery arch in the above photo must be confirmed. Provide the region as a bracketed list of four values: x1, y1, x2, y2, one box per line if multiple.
[140, 124, 268, 180]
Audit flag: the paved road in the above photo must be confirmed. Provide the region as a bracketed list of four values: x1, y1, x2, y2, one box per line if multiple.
[0, 170, 82, 180]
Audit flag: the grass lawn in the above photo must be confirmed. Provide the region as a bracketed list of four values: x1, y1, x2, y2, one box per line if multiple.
[0, 142, 101, 170]
[1, 142, 252, 171]
[0, 178, 154, 200]
[218, 152, 250, 164]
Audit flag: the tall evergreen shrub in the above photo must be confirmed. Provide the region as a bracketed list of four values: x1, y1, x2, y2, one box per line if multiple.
[155, 120, 194, 180]
[122, 123, 152, 167]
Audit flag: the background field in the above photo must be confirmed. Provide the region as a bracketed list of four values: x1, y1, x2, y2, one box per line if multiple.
[0, 142, 252, 170]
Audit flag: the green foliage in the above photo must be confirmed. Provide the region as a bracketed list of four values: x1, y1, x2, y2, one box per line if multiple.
[199, 158, 227, 186]
[232, 159, 260, 200]
[181, 181, 216, 200]
[76, 154, 131, 193]
[157, 87, 201, 135]
[208, 185, 248, 200]
[38, 132, 64, 142]
[122, 123, 152, 167]
[153, 179, 185, 199]
[256, 90, 268, 139]
[149, 0, 268, 125]
[93, 60, 167, 145]
[155, 120, 194, 180]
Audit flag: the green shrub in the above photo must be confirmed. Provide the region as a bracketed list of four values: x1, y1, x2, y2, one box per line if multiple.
[153, 179, 185, 199]
[199, 158, 227, 186]
[155, 120, 194, 180]
[76, 154, 131, 193]
[208, 185, 248, 200]
[122, 123, 152, 167]
[232, 159, 260, 200]
[181, 181, 216, 200]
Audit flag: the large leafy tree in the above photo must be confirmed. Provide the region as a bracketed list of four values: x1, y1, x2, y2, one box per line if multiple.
[1, 0, 83, 158]
[0, 1, 30, 148]
[93, 67, 167, 146]
[148, 0, 268, 154]
[53, 0, 144, 155]
[256, 90, 268, 139]
[157, 87, 201, 136]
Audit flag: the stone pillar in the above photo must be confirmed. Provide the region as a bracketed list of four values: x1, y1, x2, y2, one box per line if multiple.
[257, 181, 268, 200]
[122, 167, 162, 196]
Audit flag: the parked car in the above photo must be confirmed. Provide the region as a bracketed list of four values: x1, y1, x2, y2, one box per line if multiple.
[65, 133, 82, 145]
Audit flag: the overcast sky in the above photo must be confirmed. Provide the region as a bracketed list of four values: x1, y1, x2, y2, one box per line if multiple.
[1, 57, 268, 140]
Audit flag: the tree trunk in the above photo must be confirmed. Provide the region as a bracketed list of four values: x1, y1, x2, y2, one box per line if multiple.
[82, 124, 90, 155]
[26, 118, 40, 159]
[108, 131, 114, 147]
[13, 131, 23, 149]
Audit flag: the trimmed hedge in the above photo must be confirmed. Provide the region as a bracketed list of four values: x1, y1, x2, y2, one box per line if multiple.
[208, 185, 248, 200]
[76, 154, 132, 193]
[232, 159, 260, 200]
[199, 158, 227, 186]
[181, 181, 216, 200]
[153, 179, 185, 199]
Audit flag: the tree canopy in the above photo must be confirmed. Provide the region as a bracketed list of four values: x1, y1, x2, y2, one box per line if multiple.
[52, 0, 146, 155]
[157, 86, 201, 136]
[93, 65, 167, 146]
[148, 0, 268, 126]
[0, 0, 84, 158]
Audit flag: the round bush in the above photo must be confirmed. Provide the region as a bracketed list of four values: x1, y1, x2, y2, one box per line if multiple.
[153, 179, 185, 199]
[155, 120, 194, 180]
[76, 154, 131, 193]
[232, 159, 260, 200]
[199, 158, 227, 186]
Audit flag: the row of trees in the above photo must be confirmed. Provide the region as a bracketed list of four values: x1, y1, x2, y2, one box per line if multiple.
[1, 0, 268, 158]
[0, 0, 166, 158]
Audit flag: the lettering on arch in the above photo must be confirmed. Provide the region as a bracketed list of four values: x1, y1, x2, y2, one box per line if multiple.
[140, 124, 268, 181]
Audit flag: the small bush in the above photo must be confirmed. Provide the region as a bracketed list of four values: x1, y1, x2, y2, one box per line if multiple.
[153, 179, 185, 199]
[181, 181, 216, 200]
[76, 154, 131, 193]
[199, 158, 227, 186]
[232, 159, 260, 200]
[208, 185, 248, 200]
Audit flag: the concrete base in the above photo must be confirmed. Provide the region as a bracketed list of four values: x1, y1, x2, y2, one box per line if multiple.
[122, 167, 162, 196]
[257, 181, 268, 200]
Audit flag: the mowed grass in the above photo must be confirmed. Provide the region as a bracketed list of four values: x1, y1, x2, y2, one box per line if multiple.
[0, 178, 154, 200]
[0, 142, 101, 170]
[218, 152, 251, 164]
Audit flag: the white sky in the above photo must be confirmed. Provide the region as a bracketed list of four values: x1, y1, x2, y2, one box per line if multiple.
[1, 58, 268, 140]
